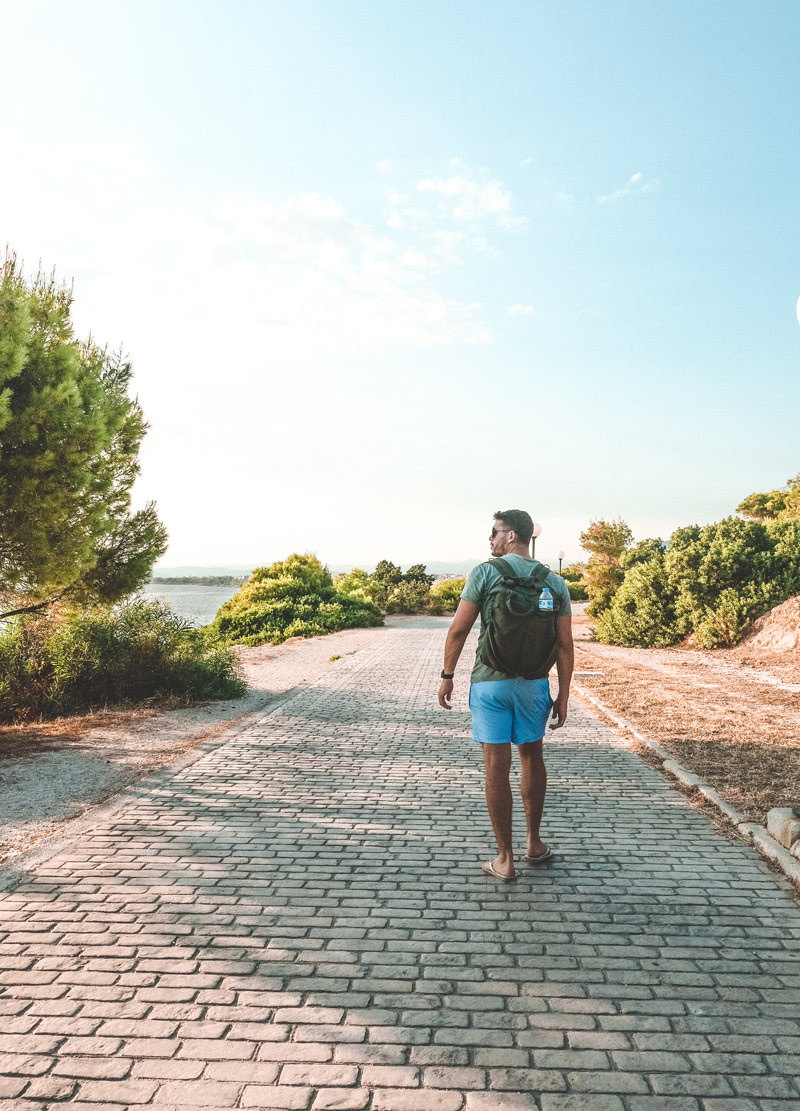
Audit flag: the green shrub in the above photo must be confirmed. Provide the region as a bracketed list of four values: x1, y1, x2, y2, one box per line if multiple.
[335, 559, 440, 615]
[594, 553, 678, 647]
[384, 580, 433, 615]
[565, 581, 588, 602]
[594, 516, 800, 648]
[333, 568, 384, 607]
[430, 577, 466, 613]
[210, 554, 383, 646]
[0, 600, 246, 722]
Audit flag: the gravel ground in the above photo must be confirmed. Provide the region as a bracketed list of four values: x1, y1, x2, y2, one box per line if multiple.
[0, 618, 445, 864]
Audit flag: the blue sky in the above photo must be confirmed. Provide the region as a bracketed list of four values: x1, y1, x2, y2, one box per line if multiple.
[3, 1, 799, 568]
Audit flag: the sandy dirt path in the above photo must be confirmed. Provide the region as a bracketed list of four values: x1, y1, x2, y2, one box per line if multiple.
[0, 618, 446, 864]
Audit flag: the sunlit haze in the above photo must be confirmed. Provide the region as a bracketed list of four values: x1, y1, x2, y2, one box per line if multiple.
[4, 1, 799, 571]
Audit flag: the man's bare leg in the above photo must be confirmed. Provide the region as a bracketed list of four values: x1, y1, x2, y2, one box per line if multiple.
[481, 742, 516, 878]
[518, 739, 548, 857]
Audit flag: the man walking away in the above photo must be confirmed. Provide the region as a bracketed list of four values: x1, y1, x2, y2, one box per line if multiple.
[437, 510, 574, 881]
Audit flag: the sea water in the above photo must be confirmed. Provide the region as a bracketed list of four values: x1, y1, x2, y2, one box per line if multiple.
[141, 583, 240, 627]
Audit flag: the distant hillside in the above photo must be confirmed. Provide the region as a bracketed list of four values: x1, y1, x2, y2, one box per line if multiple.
[153, 565, 254, 578]
[153, 560, 485, 579]
[152, 556, 566, 580]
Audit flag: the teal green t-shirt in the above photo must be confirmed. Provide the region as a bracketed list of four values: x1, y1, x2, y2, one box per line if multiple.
[461, 554, 572, 683]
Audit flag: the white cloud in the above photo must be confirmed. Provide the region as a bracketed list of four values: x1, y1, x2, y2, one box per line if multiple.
[521, 156, 534, 166]
[597, 171, 660, 204]
[1, 136, 494, 354]
[376, 158, 393, 173]
[508, 303, 534, 315]
[416, 171, 528, 230]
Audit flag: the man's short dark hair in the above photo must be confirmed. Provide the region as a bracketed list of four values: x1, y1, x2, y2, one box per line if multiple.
[494, 509, 533, 545]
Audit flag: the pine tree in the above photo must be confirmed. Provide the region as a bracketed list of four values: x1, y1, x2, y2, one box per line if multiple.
[0, 255, 167, 616]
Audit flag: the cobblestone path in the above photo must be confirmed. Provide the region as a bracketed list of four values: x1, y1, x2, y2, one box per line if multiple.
[1, 623, 800, 1111]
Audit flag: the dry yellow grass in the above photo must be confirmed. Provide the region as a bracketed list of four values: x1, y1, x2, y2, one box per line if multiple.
[572, 608, 800, 824]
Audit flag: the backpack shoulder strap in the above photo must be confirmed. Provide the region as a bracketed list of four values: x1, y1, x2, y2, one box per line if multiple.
[528, 560, 552, 588]
[489, 556, 518, 580]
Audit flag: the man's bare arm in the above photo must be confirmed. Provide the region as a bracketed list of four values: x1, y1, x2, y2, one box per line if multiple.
[437, 599, 480, 709]
[550, 614, 574, 730]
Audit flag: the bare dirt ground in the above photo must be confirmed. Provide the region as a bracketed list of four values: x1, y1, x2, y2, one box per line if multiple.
[0, 620, 431, 865]
[572, 604, 800, 824]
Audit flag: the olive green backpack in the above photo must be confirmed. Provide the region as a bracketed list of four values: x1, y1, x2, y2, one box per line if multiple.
[479, 557, 560, 679]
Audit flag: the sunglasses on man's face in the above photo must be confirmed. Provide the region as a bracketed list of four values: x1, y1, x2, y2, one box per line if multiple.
[490, 527, 511, 538]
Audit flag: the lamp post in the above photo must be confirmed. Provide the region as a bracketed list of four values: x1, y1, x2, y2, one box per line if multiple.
[531, 522, 542, 558]
[558, 550, 565, 574]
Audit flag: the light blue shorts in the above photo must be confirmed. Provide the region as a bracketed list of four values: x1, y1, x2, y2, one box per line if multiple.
[469, 678, 553, 746]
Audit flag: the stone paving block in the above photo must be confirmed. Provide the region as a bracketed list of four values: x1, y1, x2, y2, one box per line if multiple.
[202, 1060, 280, 1083]
[423, 1066, 487, 1089]
[361, 1065, 420, 1087]
[312, 1089, 370, 1110]
[119, 1037, 179, 1058]
[730, 1073, 800, 1097]
[52, 1057, 133, 1080]
[176, 1037, 257, 1060]
[472, 1049, 530, 1068]
[257, 1044, 334, 1063]
[280, 1063, 359, 1086]
[0, 1033, 64, 1055]
[700, 1101, 760, 1111]
[539, 1096, 624, 1111]
[334, 1044, 406, 1065]
[76, 1078, 160, 1103]
[132, 1059, 204, 1080]
[0, 1077, 29, 1098]
[532, 1048, 610, 1070]
[648, 1073, 733, 1096]
[686, 1052, 767, 1074]
[239, 1086, 312, 1108]
[294, 1024, 366, 1043]
[60, 1036, 123, 1056]
[371, 1090, 464, 1111]
[465, 1095, 539, 1110]
[625, 1099, 700, 1110]
[611, 1051, 691, 1072]
[566, 1070, 649, 1094]
[488, 1068, 567, 1092]
[23, 1076, 79, 1100]
[0, 1053, 55, 1077]
[566, 1031, 630, 1050]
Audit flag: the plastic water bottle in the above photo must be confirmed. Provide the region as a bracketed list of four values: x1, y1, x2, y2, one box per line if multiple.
[538, 587, 554, 612]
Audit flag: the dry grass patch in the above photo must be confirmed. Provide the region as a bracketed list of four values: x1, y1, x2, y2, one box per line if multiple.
[572, 607, 800, 824]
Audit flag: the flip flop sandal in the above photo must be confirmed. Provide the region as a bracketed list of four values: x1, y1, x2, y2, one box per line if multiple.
[482, 860, 517, 882]
[523, 846, 553, 864]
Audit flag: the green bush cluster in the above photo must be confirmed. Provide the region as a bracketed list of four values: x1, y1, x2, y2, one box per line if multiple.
[0, 599, 246, 722]
[594, 517, 800, 648]
[430, 577, 467, 612]
[558, 564, 589, 601]
[211, 554, 383, 646]
[335, 560, 464, 615]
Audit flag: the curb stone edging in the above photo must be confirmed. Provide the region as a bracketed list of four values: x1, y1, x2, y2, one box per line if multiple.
[572, 681, 800, 890]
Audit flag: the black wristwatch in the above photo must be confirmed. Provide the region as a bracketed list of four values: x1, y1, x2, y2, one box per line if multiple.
[440, 670, 455, 680]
